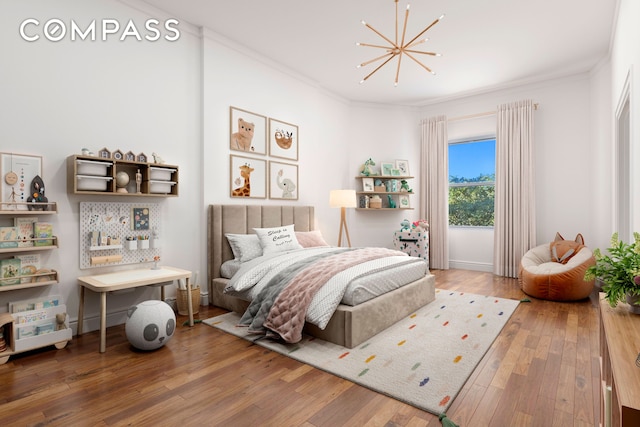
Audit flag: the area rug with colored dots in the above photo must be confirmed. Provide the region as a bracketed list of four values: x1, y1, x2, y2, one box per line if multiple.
[203, 289, 520, 415]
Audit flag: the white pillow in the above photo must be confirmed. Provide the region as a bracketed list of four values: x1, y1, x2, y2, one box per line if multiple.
[220, 259, 243, 278]
[225, 233, 262, 262]
[254, 224, 302, 254]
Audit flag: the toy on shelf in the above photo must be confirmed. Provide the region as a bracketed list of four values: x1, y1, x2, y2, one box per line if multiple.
[400, 179, 412, 192]
[412, 219, 429, 232]
[26, 176, 48, 211]
[360, 158, 376, 176]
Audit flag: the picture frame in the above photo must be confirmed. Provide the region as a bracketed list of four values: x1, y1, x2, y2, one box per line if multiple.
[269, 118, 298, 161]
[1, 153, 43, 211]
[268, 161, 298, 200]
[362, 177, 374, 192]
[398, 194, 410, 209]
[391, 168, 401, 176]
[230, 155, 266, 199]
[230, 106, 267, 155]
[380, 162, 394, 176]
[131, 206, 150, 231]
[395, 159, 410, 176]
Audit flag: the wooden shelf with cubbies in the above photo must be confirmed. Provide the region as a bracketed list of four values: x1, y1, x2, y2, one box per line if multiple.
[67, 155, 179, 197]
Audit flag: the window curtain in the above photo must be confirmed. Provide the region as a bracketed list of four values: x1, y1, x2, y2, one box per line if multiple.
[493, 100, 536, 277]
[420, 115, 449, 270]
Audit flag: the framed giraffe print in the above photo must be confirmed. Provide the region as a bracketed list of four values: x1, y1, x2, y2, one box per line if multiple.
[268, 161, 298, 200]
[229, 155, 266, 199]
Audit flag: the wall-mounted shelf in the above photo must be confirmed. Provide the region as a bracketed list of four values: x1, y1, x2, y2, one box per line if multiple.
[0, 270, 59, 291]
[355, 175, 415, 210]
[67, 155, 179, 197]
[0, 202, 57, 213]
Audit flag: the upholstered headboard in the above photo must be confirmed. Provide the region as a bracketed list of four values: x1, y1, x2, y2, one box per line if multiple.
[207, 205, 315, 285]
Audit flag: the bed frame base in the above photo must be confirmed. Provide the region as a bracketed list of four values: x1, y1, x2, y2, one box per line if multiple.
[211, 274, 435, 348]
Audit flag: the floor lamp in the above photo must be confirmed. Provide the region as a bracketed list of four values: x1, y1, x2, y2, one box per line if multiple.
[330, 189, 357, 247]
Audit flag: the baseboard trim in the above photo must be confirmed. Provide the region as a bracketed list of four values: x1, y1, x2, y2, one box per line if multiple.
[448, 260, 493, 273]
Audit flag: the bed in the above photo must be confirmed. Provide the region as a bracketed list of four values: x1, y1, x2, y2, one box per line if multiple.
[207, 204, 436, 348]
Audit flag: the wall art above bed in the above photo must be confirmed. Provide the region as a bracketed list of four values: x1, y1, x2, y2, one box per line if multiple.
[268, 160, 298, 200]
[268, 118, 298, 161]
[229, 106, 267, 155]
[229, 155, 266, 199]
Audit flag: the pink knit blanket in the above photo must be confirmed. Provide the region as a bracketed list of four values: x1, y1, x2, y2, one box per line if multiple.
[263, 247, 403, 343]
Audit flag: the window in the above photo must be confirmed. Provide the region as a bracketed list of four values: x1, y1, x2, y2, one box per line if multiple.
[448, 138, 496, 227]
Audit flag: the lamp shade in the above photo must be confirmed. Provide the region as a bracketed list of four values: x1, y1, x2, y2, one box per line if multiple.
[329, 189, 357, 208]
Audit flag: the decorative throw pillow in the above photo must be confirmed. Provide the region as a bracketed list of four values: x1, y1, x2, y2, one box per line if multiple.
[254, 224, 302, 254]
[550, 232, 585, 264]
[295, 230, 330, 248]
[225, 233, 262, 262]
[220, 259, 243, 278]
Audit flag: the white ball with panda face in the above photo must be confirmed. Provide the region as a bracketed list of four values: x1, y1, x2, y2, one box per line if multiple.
[125, 300, 176, 351]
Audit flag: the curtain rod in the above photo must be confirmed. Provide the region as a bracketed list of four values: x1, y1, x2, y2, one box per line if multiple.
[447, 103, 539, 123]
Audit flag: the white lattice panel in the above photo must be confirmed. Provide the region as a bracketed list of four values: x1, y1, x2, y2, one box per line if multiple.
[79, 202, 161, 269]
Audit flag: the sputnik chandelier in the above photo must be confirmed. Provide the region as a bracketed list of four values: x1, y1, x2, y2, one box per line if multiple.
[357, 0, 444, 86]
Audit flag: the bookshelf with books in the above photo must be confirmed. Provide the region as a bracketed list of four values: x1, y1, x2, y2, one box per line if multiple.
[0, 295, 71, 365]
[0, 204, 59, 291]
[0, 204, 65, 364]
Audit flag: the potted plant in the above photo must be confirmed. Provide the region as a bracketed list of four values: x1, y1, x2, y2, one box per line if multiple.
[584, 232, 640, 311]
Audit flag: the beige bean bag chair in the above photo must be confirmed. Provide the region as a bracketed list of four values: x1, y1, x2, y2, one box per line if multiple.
[518, 233, 596, 301]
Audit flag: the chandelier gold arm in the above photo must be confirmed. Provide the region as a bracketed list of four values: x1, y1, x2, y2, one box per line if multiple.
[403, 51, 434, 74]
[358, 51, 394, 68]
[357, 42, 394, 50]
[362, 21, 398, 49]
[360, 53, 398, 83]
[404, 15, 444, 49]
[395, 0, 411, 85]
[404, 49, 439, 56]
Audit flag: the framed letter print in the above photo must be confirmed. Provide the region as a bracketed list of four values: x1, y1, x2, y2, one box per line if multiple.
[398, 194, 410, 209]
[230, 107, 267, 155]
[1, 153, 42, 210]
[362, 177, 374, 192]
[380, 162, 394, 176]
[230, 155, 266, 198]
[395, 159, 410, 176]
[269, 161, 298, 200]
[269, 118, 298, 161]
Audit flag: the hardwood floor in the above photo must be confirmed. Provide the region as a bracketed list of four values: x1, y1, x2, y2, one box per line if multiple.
[0, 269, 601, 426]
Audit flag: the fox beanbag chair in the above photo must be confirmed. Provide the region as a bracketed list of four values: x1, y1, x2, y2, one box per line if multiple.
[518, 233, 596, 301]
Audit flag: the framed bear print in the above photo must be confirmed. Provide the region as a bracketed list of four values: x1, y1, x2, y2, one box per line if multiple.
[229, 107, 267, 155]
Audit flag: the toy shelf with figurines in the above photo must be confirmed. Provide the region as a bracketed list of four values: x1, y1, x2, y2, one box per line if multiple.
[79, 201, 161, 269]
[355, 175, 415, 210]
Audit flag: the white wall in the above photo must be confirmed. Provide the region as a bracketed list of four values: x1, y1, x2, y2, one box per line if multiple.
[345, 104, 421, 248]
[200, 28, 352, 246]
[610, 0, 640, 236]
[419, 74, 598, 268]
[0, 0, 202, 332]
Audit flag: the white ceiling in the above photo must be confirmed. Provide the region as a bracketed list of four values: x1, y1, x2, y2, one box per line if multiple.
[140, 0, 616, 106]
